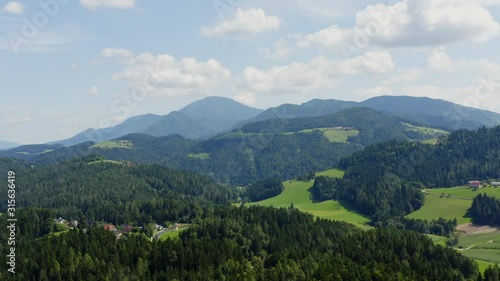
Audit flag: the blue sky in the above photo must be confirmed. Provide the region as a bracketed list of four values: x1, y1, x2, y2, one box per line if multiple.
[1, 0, 500, 144]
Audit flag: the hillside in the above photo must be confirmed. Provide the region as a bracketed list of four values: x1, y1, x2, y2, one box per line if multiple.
[57, 96, 263, 146]
[0, 155, 235, 224]
[311, 126, 500, 221]
[362, 96, 500, 130]
[0, 143, 65, 160]
[243, 95, 500, 132]
[0, 140, 20, 150]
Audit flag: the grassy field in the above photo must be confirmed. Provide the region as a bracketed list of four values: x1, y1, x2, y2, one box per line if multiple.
[247, 169, 370, 228]
[92, 140, 133, 149]
[475, 259, 496, 273]
[87, 159, 125, 165]
[298, 128, 359, 143]
[406, 187, 500, 224]
[403, 123, 449, 136]
[188, 153, 210, 159]
[406, 194, 472, 224]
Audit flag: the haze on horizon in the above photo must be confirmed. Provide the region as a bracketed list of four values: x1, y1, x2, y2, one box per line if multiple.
[1, 0, 500, 144]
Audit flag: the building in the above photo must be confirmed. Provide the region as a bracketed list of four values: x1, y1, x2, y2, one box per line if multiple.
[469, 181, 481, 188]
[103, 224, 116, 231]
[492, 182, 500, 187]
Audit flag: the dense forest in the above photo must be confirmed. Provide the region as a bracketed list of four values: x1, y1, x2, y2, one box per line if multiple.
[244, 177, 285, 202]
[0, 155, 235, 225]
[469, 193, 500, 225]
[241, 107, 413, 146]
[310, 126, 500, 221]
[0, 205, 487, 280]
[30, 132, 361, 186]
[6, 107, 447, 186]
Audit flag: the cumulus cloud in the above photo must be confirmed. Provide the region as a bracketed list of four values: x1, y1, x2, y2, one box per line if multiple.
[428, 50, 500, 73]
[87, 86, 99, 96]
[101, 48, 133, 58]
[237, 51, 394, 98]
[3, 1, 24, 14]
[269, 0, 500, 58]
[80, 0, 135, 10]
[200, 8, 282, 37]
[4, 114, 33, 124]
[112, 53, 231, 97]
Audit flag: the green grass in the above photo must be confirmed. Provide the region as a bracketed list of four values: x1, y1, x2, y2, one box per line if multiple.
[475, 259, 497, 273]
[432, 187, 500, 199]
[92, 140, 133, 149]
[458, 233, 500, 249]
[403, 123, 449, 136]
[188, 153, 210, 159]
[247, 169, 370, 229]
[296, 128, 359, 143]
[87, 159, 125, 165]
[406, 193, 472, 224]
[159, 229, 189, 240]
[316, 169, 345, 178]
[427, 234, 447, 246]
[462, 249, 500, 264]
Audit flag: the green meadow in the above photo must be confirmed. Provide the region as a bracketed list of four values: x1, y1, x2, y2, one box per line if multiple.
[407, 187, 500, 224]
[92, 140, 134, 149]
[247, 169, 370, 229]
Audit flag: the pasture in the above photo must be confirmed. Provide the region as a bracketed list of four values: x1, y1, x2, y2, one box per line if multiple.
[247, 169, 370, 228]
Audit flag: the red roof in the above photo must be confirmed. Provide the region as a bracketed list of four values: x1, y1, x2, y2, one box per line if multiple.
[103, 224, 116, 231]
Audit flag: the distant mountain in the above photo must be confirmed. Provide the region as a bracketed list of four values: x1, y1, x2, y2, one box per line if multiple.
[0, 141, 20, 150]
[243, 95, 500, 131]
[360, 96, 500, 130]
[244, 99, 357, 124]
[57, 97, 263, 146]
[57, 114, 164, 146]
[31, 107, 427, 185]
[1, 143, 64, 160]
[143, 96, 263, 139]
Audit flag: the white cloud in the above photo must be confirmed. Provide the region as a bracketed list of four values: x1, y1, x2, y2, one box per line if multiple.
[200, 8, 282, 37]
[0, 23, 88, 53]
[259, 38, 295, 59]
[4, 114, 33, 124]
[80, 0, 135, 10]
[113, 53, 231, 97]
[101, 48, 133, 58]
[3, 1, 24, 15]
[353, 86, 394, 100]
[238, 51, 394, 96]
[428, 50, 500, 73]
[282, 0, 500, 55]
[87, 86, 99, 96]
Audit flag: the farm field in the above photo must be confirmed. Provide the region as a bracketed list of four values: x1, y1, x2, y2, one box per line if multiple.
[406, 194, 472, 224]
[298, 128, 359, 143]
[92, 140, 133, 149]
[407, 187, 500, 224]
[247, 169, 370, 229]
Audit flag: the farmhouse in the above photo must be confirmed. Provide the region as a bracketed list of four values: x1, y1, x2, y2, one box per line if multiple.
[469, 181, 481, 188]
[103, 224, 116, 231]
[492, 182, 500, 187]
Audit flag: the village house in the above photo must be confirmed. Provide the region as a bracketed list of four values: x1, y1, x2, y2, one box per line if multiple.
[492, 182, 500, 187]
[103, 224, 116, 232]
[469, 181, 481, 188]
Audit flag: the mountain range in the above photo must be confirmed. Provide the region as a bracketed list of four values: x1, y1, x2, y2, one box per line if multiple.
[0, 141, 20, 150]
[57, 96, 263, 146]
[5, 95, 500, 152]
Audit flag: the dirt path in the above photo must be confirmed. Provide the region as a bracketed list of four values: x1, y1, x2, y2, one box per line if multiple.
[456, 223, 500, 235]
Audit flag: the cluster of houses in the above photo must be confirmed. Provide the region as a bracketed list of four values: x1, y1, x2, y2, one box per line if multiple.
[54, 218, 181, 238]
[468, 181, 500, 188]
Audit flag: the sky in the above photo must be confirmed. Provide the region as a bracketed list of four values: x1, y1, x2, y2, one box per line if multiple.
[1, 0, 500, 144]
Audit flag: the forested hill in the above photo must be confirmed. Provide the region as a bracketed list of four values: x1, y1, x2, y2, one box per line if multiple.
[241, 107, 410, 146]
[0, 205, 483, 280]
[0, 155, 235, 225]
[311, 126, 500, 221]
